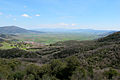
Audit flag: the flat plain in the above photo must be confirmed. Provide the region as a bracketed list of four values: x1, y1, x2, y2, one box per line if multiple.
[15, 33, 100, 44]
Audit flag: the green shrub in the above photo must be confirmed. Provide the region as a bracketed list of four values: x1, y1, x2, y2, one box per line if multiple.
[71, 67, 86, 80]
[104, 68, 118, 79]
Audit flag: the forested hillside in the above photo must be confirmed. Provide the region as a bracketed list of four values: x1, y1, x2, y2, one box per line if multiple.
[0, 32, 120, 80]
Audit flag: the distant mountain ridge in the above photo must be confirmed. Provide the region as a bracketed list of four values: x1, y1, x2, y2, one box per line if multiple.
[36, 28, 116, 34]
[0, 26, 43, 34]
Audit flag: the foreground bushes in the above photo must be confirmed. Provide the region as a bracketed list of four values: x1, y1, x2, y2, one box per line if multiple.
[0, 56, 120, 80]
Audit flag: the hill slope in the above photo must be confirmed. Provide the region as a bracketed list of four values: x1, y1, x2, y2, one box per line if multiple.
[0, 26, 43, 34]
[98, 31, 120, 42]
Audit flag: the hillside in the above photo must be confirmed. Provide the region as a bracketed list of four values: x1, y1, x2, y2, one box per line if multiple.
[0, 31, 120, 80]
[0, 26, 43, 34]
[98, 31, 120, 42]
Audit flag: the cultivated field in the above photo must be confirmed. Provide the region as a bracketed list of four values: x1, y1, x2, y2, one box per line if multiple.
[16, 33, 100, 44]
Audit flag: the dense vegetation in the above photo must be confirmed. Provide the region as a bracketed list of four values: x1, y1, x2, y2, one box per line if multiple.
[0, 32, 120, 80]
[1, 56, 119, 80]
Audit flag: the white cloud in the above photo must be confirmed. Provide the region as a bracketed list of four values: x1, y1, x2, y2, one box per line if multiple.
[72, 24, 77, 26]
[0, 12, 3, 15]
[59, 23, 69, 26]
[21, 14, 30, 18]
[34, 23, 79, 29]
[35, 14, 40, 16]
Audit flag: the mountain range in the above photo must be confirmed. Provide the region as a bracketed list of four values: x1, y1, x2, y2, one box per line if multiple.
[35, 28, 116, 35]
[0, 26, 43, 34]
[0, 26, 117, 35]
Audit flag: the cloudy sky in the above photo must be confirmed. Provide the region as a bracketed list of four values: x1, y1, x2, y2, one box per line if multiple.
[0, 0, 120, 30]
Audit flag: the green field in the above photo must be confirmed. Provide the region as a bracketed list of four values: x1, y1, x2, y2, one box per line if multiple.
[0, 42, 15, 49]
[0, 41, 32, 50]
[15, 33, 100, 44]
[0, 33, 101, 49]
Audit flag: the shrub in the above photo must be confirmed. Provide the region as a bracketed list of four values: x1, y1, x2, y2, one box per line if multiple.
[104, 68, 118, 79]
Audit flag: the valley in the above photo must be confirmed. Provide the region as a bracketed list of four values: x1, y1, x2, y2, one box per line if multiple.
[1, 0, 120, 79]
[16, 33, 101, 44]
[0, 28, 120, 80]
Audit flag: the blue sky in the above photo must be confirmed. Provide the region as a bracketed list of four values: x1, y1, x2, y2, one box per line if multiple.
[0, 0, 120, 30]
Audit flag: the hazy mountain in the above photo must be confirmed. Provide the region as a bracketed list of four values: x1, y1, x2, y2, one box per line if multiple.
[36, 28, 116, 35]
[0, 26, 43, 34]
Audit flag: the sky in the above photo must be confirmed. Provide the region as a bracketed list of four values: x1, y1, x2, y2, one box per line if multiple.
[0, 0, 120, 30]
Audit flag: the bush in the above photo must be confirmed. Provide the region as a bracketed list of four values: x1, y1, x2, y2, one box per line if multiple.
[104, 68, 118, 79]
[71, 67, 86, 80]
